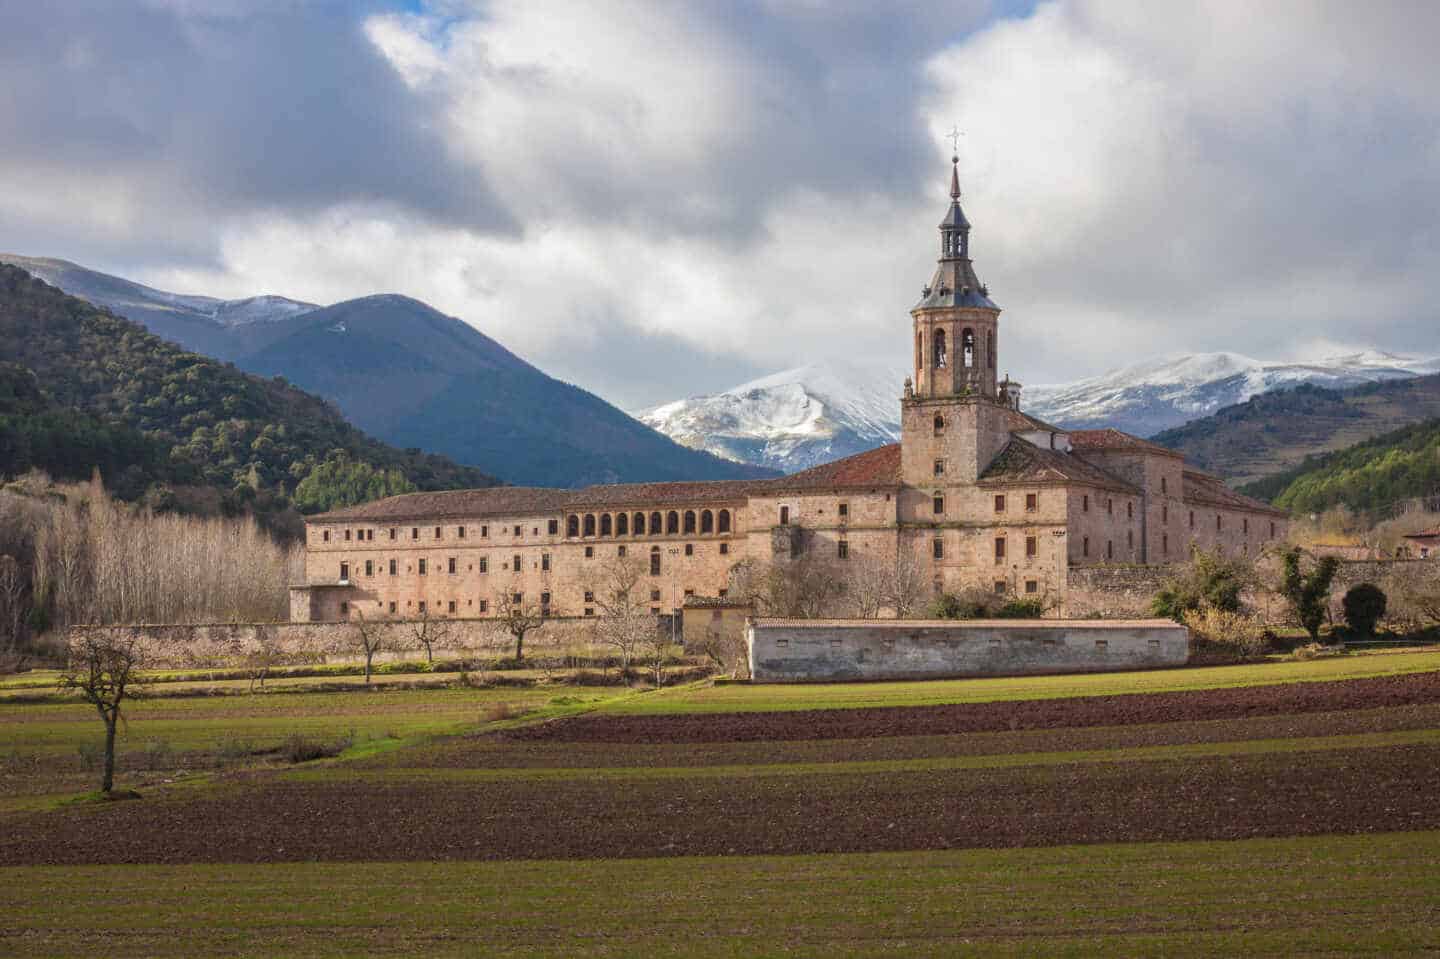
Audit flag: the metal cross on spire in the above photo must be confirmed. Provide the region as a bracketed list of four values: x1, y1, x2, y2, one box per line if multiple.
[947, 125, 964, 157]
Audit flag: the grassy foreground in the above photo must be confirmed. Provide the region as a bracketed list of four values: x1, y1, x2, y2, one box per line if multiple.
[2, 831, 1436, 957]
[606, 647, 1440, 714]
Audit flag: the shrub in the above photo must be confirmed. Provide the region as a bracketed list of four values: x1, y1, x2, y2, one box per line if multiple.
[1342, 583, 1387, 636]
[995, 599, 1045, 619]
[215, 737, 256, 762]
[282, 731, 353, 764]
[481, 702, 521, 723]
[458, 670, 490, 689]
[1278, 548, 1340, 642]
[928, 588, 996, 620]
[1183, 607, 1270, 659]
[1152, 548, 1252, 621]
[75, 740, 101, 770]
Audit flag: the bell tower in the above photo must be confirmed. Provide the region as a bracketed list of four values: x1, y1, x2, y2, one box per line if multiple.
[901, 153, 1011, 486]
[910, 153, 1001, 400]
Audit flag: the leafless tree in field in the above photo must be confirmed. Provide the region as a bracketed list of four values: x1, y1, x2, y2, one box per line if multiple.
[59, 627, 150, 794]
[407, 606, 455, 664]
[0, 554, 27, 659]
[493, 590, 550, 662]
[586, 555, 652, 674]
[348, 609, 398, 684]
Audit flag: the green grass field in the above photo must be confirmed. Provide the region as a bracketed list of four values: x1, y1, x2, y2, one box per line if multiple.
[3, 832, 1437, 957]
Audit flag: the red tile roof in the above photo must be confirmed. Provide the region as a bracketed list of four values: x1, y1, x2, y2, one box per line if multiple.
[980, 438, 1140, 492]
[1182, 469, 1289, 517]
[1068, 428, 1183, 458]
[311, 444, 903, 522]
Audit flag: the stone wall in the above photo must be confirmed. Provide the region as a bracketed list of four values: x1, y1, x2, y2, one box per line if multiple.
[1061, 564, 1174, 618]
[748, 617, 1188, 682]
[69, 615, 623, 668]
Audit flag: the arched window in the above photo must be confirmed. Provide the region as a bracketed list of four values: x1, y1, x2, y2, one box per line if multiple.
[566, 514, 579, 538]
[616, 513, 629, 536]
[650, 511, 663, 535]
[962, 328, 975, 368]
[649, 546, 661, 576]
[718, 509, 731, 533]
[583, 514, 596, 537]
[700, 510, 714, 534]
[933, 413, 945, 435]
[916, 332, 923, 373]
[633, 512, 645, 535]
[987, 331, 995, 370]
[666, 511, 679, 535]
[683, 510, 696, 534]
[933, 328, 947, 368]
[600, 514, 613, 537]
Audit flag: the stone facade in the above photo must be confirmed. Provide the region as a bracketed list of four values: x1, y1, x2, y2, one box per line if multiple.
[293, 158, 1289, 629]
[748, 618, 1190, 682]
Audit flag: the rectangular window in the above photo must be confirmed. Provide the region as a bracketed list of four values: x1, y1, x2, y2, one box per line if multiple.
[838, 502, 849, 518]
[512, 592, 523, 604]
[344, 529, 351, 541]
[418, 559, 427, 576]
[1189, 510, 1196, 529]
[1083, 536, 1090, 557]
[447, 600, 456, 614]
[1270, 521, 1277, 537]
[585, 545, 594, 558]
[994, 537, 1006, 564]
[1107, 499, 1113, 515]
[541, 553, 551, 571]
[1243, 517, 1249, 534]
[1163, 533, 1169, 553]
[412, 527, 419, 540]
[651, 607, 661, 615]
[720, 543, 729, 555]
[1106, 541, 1114, 560]
[933, 538, 944, 559]
[934, 459, 945, 476]
[1082, 495, 1089, 513]
[685, 543, 694, 556]
[933, 495, 944, 515]
[779, 506, 790, 525]
[1025, 579, 1038, 594]
[388, 601, 397, 614]
[584, 607, 594, 617]
[1162, 505, 1169, 523]
[512, 554, 522, 571]
[339, 561, 350, 581]
[365, 560, 374, 577]
[479, 599, 489, 613]
[514, 524, 522, 537]
[479, 557, 488, 574]
[584, 591, 594, 603]
[388, 559, 397, 576]
[1026, 492, 1038, 512]
[718, 588, 728, 598]
[650, 552, 661, 576]
[417, 601, 426, 614]
[1127, 502, 1133, 519]
[1127, 530, 1134, 548]
[1161, 477, 1168, 494]
[838, 540, 849, 559]
[340, 600, 348, 615]
[618, 545, 627, 557]
[448, 557, 457, 574]
[651, 589, 661, 601]
[684, 589, 695, 598]
[548, 519, 558, 535]
[322, 530, 330, 542]
[481, 525, 489, 537]
[458, 526, 466, 539]
[1025, 536, 1037, 558]
[1216, 514, 1223, 531]
[389, 528, 396, 540]
[994, 494, 1005, 513]
[435, 526, 442, 539]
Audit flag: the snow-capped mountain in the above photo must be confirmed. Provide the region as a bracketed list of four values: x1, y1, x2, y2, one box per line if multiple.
[1024, 351, 1440, 438]
[641, 351, 1440, 473]
[638, 360, 903, 472]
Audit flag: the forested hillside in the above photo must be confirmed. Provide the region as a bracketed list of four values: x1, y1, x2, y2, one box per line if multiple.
[1240, 417, 1440, 514]
[1152, 375, 1440, 485]
[0, 266, 497, 534]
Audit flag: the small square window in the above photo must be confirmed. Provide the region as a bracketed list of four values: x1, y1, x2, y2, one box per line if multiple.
[584, 591, 594, 603]
[685, 543, 694, 556]
[618, 545, 627, 557]
[1025, 580, 1038, 594]
[584, 607, 594, 617]
[585, 545, 594, 558]
[651, 589, 661, 601]
[993, 581, 1006, 595]
[829, 639, 842, 648]
[720, 543, 730, 555]
[776, 638, 789, 648]
[479, 599, 489, 613]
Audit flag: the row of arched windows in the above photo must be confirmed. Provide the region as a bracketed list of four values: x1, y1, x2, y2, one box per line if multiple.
[565, 508, 732, 539]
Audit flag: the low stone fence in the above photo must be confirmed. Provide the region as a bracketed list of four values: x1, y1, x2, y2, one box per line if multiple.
[67, 616, 625, 669]
[747, 617, 1189, 683]
[1062, 565, 1175, 619]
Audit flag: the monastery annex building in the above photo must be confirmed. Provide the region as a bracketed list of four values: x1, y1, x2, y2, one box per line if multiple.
[293, 157, 1287, 624]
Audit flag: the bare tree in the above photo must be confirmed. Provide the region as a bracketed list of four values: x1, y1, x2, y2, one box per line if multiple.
[237, 623, 285, 692]
[0, 554, 27, 659]
[586, 556, 653, 674]
[641, 624, 673, 687]
[740, 556, 846, 619]
[884, 549, 927, 618]
[59, 627, 150, 794]
[846, 551, 925, 619]
[349, 609, 396, 684]
[494, 590, 549, 662]
[407, 606, 455, 664]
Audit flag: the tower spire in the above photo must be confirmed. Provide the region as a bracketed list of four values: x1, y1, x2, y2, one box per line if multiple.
[950, 154, 961, 200]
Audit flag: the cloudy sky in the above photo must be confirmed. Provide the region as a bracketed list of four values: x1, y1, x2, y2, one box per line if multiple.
[2, 0, 1437, 408]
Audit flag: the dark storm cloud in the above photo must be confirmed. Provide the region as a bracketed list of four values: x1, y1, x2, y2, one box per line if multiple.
[0, 0, 512, 237]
